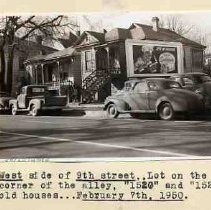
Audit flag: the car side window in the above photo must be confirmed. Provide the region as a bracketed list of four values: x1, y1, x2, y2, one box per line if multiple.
[133, 82, 149, 93]
[20, 87, 26, 94]
[183, 77, 194, 86]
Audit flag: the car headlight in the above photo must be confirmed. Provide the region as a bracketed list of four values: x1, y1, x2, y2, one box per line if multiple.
[194, 89, 204, 102]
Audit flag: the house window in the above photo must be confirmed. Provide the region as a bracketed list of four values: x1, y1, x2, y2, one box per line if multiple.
[60, 72, 68, 82]
[110, 47, 120, 69]
[192, 49, 203, 70]
[85, 51, 92, 72]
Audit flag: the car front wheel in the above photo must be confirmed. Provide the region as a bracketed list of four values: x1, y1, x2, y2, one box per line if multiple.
[107, 104, 119, 118]
[158, 103, 174, 120]
[11, 105, 17, 116]
[30, 105, 39, 117]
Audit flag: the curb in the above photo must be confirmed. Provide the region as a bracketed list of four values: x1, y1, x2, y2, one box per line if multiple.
[84, 110, 107, 118]
[66, 103, 104, 111]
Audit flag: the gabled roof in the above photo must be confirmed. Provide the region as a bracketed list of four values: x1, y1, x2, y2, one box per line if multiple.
[73, 31, 105, 46]
[105, 28, 131, 41]
[59, 31, 79, 48]
[129, 23, 205, 48]
[86, 31, 105, 42]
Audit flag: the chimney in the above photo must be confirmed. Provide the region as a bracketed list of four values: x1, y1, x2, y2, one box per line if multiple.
[152, 17, 159, 32]
[103, 29, 107, 34]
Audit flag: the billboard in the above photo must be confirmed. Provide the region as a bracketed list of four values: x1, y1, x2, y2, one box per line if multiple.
[133, 45, 178, 74]
[125, 40, 183, 77]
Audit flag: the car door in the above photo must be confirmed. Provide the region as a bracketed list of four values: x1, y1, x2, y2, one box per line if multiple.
[17, 87, 27, 108]
[147, 81, 160, 110]
[127, 81, 149, 111]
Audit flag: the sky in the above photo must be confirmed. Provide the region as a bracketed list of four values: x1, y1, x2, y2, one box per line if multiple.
[74, 11, 211, 34]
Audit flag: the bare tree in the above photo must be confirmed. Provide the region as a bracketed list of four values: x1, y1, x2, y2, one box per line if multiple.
[82, 15, 113, 32]
[0, 15, 74, 94]
[159, 15, 193, 36]
[158, 14, 208, 47]
[188, 27, 207, 46]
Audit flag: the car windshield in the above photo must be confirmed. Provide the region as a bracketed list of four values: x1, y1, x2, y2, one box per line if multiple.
[148, 80, 182, 90]
[193, 75, 211, 84]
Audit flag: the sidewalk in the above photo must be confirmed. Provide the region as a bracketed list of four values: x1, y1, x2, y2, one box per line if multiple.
[67, 102, 104, 110]
[66, 102, 106, 118]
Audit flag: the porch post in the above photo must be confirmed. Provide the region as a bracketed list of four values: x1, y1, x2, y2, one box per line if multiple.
[57, 61, 61, 95]
[35, 64, 38, 85]
[105, 47, 110, 72]
[105, 46, 111, 96]
[41, 64, 44, 85]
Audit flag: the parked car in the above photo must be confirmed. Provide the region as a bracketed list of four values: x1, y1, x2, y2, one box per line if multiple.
[104, 78, 204, 120]
[9, 85, 67, 116]
[169, 72, 211, 109]
[0, 92, 13, 113]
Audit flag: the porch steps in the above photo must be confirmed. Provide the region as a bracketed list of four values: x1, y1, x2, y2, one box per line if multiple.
[81, 69, 110, 103]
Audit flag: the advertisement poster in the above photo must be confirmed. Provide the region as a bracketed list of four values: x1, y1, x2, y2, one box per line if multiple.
[133, 45, 178, 74]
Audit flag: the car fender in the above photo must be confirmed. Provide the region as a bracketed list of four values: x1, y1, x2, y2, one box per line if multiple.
[29, 99, 42, 110]
[9, 99, 18, 109]
[156, 96, 188, 113]
[0, 98, 4, 106]
[104, 99, 130, 112]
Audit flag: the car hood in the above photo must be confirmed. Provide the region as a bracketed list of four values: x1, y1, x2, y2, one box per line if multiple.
[0, 96, 13, 102]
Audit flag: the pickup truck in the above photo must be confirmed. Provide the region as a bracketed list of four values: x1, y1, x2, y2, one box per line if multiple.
[9, 85, 67, 116]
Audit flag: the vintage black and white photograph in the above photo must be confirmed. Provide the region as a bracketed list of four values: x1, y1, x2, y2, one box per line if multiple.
[1, 12, 211, 158]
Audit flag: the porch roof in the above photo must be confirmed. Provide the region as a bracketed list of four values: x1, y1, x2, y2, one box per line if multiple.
[26, 47, 78, 64]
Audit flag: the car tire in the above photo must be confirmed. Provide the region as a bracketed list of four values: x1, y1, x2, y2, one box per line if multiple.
[107, 104, 119, 119]
[30, 105, 39, 117]
[158, 102, 175, 120]
[11, 105, 17, 116]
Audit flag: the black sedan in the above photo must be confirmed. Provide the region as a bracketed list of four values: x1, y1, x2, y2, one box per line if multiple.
[170, 72, 211, 109]
[0, 92, 13, 112]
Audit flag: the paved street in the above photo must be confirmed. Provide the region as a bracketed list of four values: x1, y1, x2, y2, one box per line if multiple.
[1, 111, 211, 158]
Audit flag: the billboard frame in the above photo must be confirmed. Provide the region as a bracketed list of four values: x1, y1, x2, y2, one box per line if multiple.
[125, 39, 184, 78]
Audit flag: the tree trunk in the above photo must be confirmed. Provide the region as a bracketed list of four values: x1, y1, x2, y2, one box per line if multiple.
[0, 48, 5, 92]
[6, 46, 15, 95]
